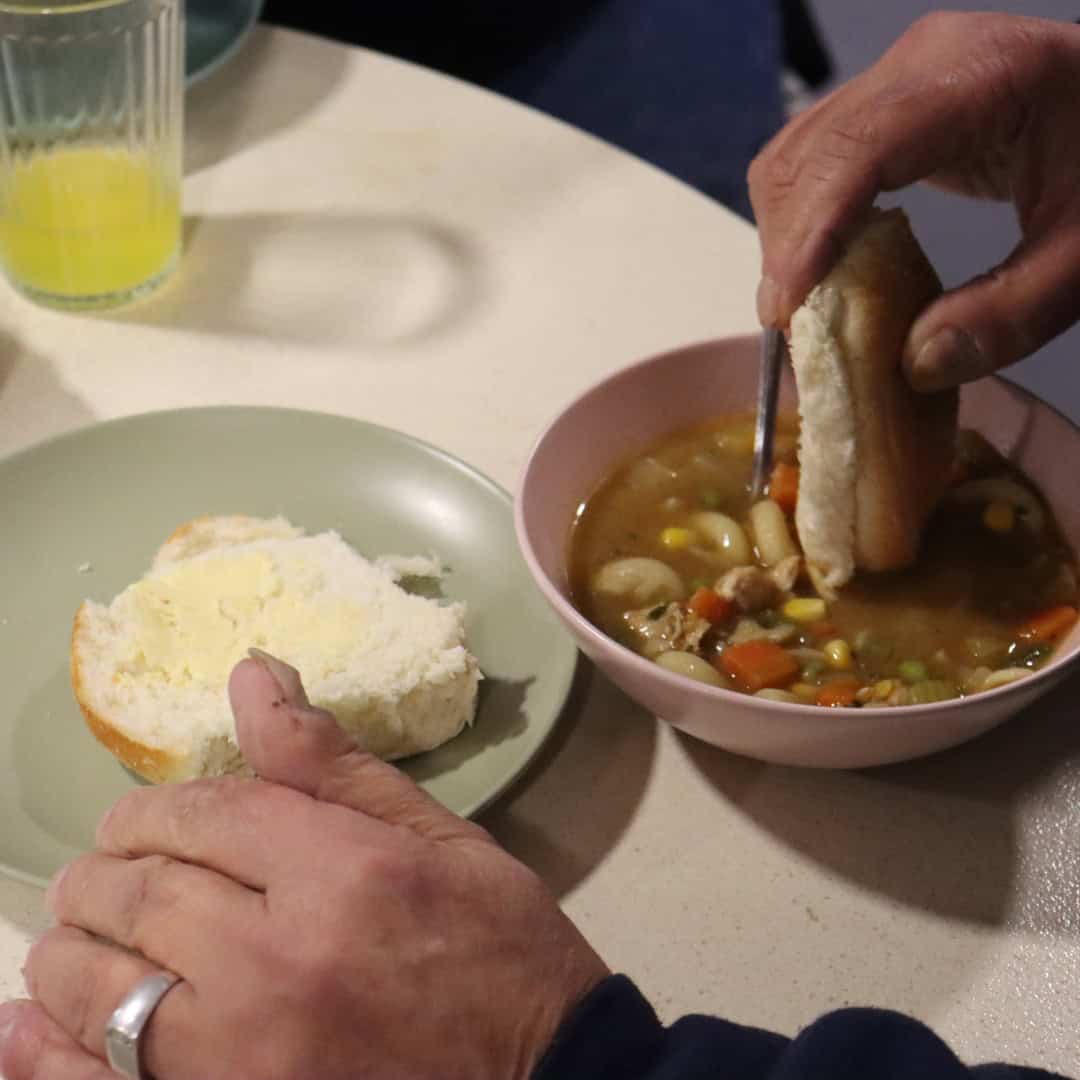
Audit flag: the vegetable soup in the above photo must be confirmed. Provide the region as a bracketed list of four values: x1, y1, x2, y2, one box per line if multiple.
[569, 412, 1079, 707]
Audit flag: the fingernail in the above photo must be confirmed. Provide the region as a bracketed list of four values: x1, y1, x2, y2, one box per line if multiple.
[908, 326, 987, 391]
[44, 865, 67, 913]
[247, 648, 310, 707]
[756, 275, 782, 327]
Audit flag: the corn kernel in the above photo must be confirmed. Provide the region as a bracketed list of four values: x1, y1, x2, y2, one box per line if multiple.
[824, 639, 853, 670]
[783, 597, 827, 624]
[873, 679, 896, 700]
[791, 682, 819, 702]
[982, 500, 1015, 533]
[660, 527, 695, 550]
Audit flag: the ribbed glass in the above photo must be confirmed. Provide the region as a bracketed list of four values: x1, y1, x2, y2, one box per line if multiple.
[0, 0, 183, 308]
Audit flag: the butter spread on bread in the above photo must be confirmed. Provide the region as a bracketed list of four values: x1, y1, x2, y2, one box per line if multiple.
[71, 515, 480, 782]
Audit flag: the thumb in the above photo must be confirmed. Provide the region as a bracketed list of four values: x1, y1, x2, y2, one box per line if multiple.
[228, 650, 480, 842]
[904, 220, 1080, 391]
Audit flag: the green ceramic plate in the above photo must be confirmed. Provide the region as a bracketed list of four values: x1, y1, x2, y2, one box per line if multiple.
[186, 0, 265, 85]
[0, 408, 577, 888]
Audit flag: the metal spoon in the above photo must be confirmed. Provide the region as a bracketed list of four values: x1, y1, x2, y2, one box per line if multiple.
[750, 327, 785, 499]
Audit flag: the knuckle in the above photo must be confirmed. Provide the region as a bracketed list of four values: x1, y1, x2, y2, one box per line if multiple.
[349, 842, 423, 897]
[117, 854, 181, 942]
[746, 145, 772, 188]
[455, 818, 496, 847]
[22, 926, 63, 994]
[748, 137, 799, 200]
[46, 854, 92, 915]
[96, 786, 147, 847]
[905, 10, 960, 40]
[321, 841, 432, 926]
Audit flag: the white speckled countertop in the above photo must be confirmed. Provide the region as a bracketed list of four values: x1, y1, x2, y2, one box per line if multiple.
[1, 26, 1078, 1076]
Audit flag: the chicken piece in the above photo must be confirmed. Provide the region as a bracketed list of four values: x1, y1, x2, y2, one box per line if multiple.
[717, 566, 784, 613]
[624, 602, 711, 658]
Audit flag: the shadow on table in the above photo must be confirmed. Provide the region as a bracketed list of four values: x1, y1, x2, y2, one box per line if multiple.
[679, 673, 1080, 934]
[479, 662, 658, 900]
[186, 26, 350, 176]
[0, 331, 96, 457]
[102, 211, 485, 349]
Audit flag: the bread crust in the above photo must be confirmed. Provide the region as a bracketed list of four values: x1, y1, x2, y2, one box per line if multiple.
[840, 211, 958, 570]
[792, 208, 958, 585]
[71, 602, 183, 784]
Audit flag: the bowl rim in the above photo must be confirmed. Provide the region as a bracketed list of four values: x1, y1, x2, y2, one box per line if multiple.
[513, 333, 1080, 720]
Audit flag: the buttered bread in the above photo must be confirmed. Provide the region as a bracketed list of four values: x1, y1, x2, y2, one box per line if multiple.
[71, 515, 480, 783]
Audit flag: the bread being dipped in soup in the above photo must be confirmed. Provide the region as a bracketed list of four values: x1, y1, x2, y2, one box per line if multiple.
[788, 207, 959, 595]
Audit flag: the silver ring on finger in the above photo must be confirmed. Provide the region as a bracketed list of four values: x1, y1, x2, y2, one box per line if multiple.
[105, 970, 183, 1079]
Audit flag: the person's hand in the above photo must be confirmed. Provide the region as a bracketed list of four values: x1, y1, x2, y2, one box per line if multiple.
[748, 12, 1080, 391]
[0, 654, 608, 1080]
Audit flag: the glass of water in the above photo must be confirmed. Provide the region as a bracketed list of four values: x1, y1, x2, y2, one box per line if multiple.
[0, 0, 184, 309]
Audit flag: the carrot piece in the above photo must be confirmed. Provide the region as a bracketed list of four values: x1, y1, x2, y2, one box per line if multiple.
[767, 462, 799, 514]
[1015, 604, 1078, 643]
[719, 640, 800, 692]
[687, 587, 734, 624]
[815, 679, 862, 708]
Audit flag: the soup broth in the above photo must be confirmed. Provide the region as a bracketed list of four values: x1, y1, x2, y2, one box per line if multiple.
[569, 412, 1079, 707]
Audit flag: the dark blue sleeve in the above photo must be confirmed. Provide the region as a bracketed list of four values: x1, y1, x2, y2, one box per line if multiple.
[533, 975, 1069, 1080]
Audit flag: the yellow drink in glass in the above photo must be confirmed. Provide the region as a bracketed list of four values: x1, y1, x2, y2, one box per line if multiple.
[0, 146, 180, 302]
[0, 0, 184, 309]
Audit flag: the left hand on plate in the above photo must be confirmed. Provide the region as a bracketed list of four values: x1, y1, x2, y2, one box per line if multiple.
[0, 654, 608, 1080]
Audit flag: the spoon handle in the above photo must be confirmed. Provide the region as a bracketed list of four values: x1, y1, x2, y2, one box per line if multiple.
[751, 328, 784, 500]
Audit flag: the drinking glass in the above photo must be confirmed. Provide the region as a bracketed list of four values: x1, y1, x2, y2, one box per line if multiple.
[0, 0, 184, 309]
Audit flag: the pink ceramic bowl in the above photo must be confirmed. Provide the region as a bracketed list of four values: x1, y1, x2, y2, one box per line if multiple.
[514, 335, 1080, 768]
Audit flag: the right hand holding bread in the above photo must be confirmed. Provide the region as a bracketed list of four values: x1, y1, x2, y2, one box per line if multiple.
[749, 12, 1080, 391]
[3, 653, 608, 1080]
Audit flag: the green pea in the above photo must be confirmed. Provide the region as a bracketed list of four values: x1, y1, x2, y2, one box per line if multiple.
[898, 660, 929, 684]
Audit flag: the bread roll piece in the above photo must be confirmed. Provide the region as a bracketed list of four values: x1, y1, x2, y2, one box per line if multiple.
[71, 515, 480, 783]
[789, 208, 958, 593]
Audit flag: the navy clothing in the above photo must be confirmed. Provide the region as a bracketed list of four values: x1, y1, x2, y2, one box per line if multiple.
[534, 975, 1068, 1079]
[261, 2, 787, 218]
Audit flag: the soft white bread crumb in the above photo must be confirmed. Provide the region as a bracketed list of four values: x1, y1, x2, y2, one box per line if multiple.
[153, 514, 304, 568]
[789, 208, 958, 593]
[71, 516, 480, 783]
[789, 297, 858, 592]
